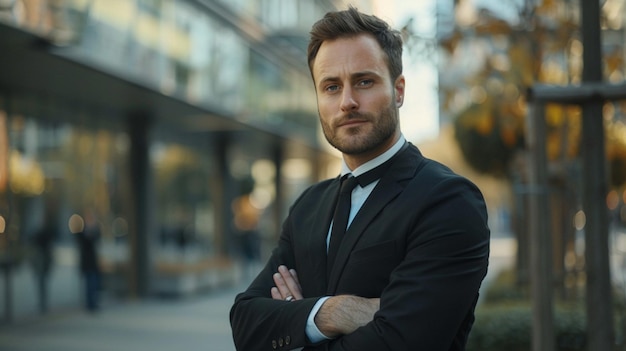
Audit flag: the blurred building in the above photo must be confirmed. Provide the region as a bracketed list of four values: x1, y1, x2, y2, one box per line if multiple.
[0, 0, 353, 322]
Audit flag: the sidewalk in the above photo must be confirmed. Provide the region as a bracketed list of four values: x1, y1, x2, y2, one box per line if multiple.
[0, 238, 516, 351]
[0, 283, 244, 351]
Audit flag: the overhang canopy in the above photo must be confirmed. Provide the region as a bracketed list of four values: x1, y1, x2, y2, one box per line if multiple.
[0, 22, 324, 159]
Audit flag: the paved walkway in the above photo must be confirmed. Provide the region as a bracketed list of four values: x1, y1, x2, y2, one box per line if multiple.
[0, 237, 517, 351]
[0, 284, 243, 351]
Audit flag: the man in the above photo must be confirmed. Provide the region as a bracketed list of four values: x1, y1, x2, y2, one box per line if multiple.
[230, 7, 490, 351]
[75, 207, 101, 312]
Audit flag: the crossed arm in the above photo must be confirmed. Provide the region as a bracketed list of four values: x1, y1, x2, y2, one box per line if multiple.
[270, 265, 380, 338]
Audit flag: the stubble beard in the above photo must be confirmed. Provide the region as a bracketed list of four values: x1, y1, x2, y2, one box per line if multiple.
[322, 101, 399, 156]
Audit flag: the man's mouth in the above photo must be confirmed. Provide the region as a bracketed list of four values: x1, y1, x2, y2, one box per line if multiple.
[338, 117, 368, 128]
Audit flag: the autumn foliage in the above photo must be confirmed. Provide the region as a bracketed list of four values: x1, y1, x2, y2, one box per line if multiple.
[441, 1, 626, 187]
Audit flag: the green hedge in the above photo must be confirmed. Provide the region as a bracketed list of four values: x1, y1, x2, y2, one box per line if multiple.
[466, 269, 624, 351]
[467, 303, 586, 351]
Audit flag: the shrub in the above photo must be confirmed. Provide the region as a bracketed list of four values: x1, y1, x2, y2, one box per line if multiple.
[467, 303, 586, 351]
[467, 269, 624, 351]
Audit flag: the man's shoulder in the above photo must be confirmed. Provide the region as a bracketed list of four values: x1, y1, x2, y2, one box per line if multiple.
[400, 144, 460, 182]
[407, 146, 483, 195]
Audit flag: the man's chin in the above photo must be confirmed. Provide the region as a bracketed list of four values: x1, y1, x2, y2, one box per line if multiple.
[334, 140, 373, 155]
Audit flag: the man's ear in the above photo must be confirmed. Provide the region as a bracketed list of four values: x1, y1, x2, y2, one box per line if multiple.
[395, 75, 405, 108]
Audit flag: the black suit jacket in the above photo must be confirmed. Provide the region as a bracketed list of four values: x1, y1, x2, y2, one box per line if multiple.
[230, 143, 490, 351]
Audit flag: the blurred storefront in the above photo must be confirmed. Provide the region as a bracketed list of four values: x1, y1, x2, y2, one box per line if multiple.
[0, 0, 345, 322]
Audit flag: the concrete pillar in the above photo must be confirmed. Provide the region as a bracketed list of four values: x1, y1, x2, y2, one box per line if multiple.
[272, 141, 284, 242]
[214, 133, 236, 256]
[1, 94, 12, 322]
[128, 114, 154, 298]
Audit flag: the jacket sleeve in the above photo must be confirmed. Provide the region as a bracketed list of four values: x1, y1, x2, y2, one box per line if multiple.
[230, 189, 325, 351]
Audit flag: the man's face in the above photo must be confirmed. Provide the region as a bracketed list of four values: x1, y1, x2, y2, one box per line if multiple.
[312, 34, 405, 163]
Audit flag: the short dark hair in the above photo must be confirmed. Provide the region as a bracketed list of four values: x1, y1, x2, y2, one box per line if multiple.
[307, 6, 403, 81]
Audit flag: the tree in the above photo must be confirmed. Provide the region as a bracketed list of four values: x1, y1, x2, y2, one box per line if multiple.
[438, 0, 626, 295]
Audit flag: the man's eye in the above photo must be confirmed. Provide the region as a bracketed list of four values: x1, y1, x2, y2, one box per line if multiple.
[357, 79, 373, 87]
[325, 85, 340, 92]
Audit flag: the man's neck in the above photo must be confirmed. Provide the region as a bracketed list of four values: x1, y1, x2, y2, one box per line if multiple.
[341, 134, 406, 176]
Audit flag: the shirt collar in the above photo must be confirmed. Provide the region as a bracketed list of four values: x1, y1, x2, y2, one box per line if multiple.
[340, 135, 407, 177]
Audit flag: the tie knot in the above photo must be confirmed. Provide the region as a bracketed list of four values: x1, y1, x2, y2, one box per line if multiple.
[338, 141, 407, 190]
[340, 175, 359, 194]
[352, 157, 394, 188]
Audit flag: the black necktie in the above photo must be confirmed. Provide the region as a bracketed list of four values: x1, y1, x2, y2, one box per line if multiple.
[326, 152, 400, 271]
[327, 175, 359, 270]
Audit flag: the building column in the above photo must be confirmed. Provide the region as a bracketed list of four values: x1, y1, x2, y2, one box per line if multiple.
[0, 94, 12, 322]
[128, 114, 155, 298]
[272, 141, 284, 242]
[214, 133, 237, 257]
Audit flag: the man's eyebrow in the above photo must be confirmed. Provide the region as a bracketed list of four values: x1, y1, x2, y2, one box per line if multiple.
[318, 75, 339, 84]
[352, 71, 379, 79]
[317, 71, 381, 87]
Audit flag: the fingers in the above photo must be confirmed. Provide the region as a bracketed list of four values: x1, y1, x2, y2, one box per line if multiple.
[279, 266, 303, 299]
[271, 265, 303, 301]
[270, 287, 282, 300]
[289, 268, 300, 286]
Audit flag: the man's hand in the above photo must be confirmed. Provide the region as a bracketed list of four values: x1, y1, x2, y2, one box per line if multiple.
[271, 265, 303, 302]
[314, 295, 380, 338]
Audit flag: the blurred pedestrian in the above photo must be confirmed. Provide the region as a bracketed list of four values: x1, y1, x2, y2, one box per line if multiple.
[31, 209, 57, 314]
[75, 207, 101, 312]
[232, 193, 262, 281]
[230, 6, 490, 351]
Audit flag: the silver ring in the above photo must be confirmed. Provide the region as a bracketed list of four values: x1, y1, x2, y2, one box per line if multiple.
[285, 295, 294, 302]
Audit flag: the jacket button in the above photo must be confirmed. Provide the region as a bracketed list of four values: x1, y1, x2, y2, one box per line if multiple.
[272, 340, 277, 349]
[279, 337, 284, 347]
[285, 336, 291, 345]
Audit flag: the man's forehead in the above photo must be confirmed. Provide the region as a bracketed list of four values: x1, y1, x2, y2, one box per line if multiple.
[312, 35, 388, 79]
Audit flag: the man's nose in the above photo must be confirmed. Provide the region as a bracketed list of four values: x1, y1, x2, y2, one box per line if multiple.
[340, 87, 359, 112]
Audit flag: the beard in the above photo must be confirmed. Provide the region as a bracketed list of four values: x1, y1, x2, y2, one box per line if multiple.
[321, 100, 399, 155]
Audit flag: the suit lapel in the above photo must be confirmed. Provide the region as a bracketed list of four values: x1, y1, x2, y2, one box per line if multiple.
[306, 176, 341, 294]
[326, 145, 422, 293]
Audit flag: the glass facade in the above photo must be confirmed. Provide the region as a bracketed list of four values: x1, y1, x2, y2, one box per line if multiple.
[0, 105, 133, 316]
[51, 0, 322, 138]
